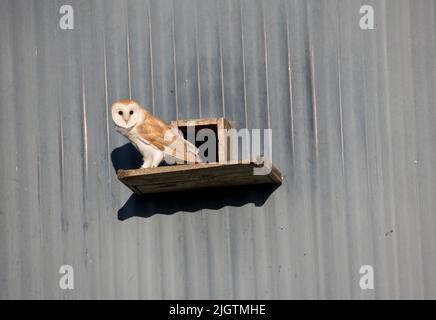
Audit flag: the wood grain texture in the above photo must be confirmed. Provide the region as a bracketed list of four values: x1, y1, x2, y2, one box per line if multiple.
[117, 157, 283, 195]
[171, 117, 224, 127]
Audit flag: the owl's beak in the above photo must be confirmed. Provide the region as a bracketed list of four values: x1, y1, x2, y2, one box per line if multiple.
[123, 114, 130, 123]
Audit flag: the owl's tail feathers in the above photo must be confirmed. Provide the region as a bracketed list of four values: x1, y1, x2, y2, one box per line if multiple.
[172, 127, 203, 164]
[195, 152, 204, 163]
[184, 140, 204, 164]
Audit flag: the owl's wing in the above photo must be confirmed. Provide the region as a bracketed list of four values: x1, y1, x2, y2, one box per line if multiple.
[136, 112, 201, 163]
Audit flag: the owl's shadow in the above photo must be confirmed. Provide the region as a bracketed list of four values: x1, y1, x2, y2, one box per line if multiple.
[111, 143, 279, 220]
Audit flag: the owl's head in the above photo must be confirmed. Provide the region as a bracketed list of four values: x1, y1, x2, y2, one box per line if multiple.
[111, 99, 143, 130]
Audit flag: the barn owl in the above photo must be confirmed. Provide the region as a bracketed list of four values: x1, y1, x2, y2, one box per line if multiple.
[111, 99, 201, 168]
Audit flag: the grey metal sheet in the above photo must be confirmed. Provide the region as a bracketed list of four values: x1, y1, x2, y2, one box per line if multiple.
[0, 0, 435, 299]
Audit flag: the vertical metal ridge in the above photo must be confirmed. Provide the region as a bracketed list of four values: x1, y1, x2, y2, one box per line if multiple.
[418, 0, 436, 298]
[102, 4, 117, 298]
[103, 35, 112, 189]
[29, 0, 46, 298]
[334, 0, 351, 298]
[58, 86, 66, 234]
[81, 63, 89, 178]
[308, 46, 319, 163]
[337, 52, 345, 177]
[261, 0, 271, 129]
[380, 0, 400, 298]
[147, 0, 156, 115]
[306, 0, 324, 298]
[239, 0, 248, 128]
[194, 3, 202, 118]
[358, 0, 378, 300]
[3, 0, 21, 298]
[410, 0, 430, 298]
[217, 0, 226, 118]
[171, 0, 179, 120]
[403, 0, 425, 298]
[335, 0, 345, 178]
[126, 18, 132, 100]
[284, 0, 295, 166]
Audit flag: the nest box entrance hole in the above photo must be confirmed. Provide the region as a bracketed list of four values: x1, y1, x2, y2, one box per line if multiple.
[176, 124, 219, 163]
[171, 118, 232, 163]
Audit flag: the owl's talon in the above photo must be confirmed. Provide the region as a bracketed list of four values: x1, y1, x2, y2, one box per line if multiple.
[141, 158, 152, 169]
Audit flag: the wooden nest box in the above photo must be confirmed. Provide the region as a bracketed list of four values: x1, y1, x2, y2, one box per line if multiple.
[117, 117, 283, 195]
[170, 117, 232, 163]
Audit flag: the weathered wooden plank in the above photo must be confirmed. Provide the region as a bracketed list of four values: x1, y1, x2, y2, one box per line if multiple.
[171, 117, 219, 127]
[117, 158, 283, 195]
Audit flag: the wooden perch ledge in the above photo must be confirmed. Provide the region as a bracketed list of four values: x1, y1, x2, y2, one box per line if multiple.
[117, 157, 283, 195]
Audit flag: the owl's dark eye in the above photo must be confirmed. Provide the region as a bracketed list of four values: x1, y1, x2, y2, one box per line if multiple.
[118, 111, 123, 116]
[129, 110, 134, 115]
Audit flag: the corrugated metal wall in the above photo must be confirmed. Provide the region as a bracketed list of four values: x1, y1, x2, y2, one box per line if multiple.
[1, 0, 436, 299]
